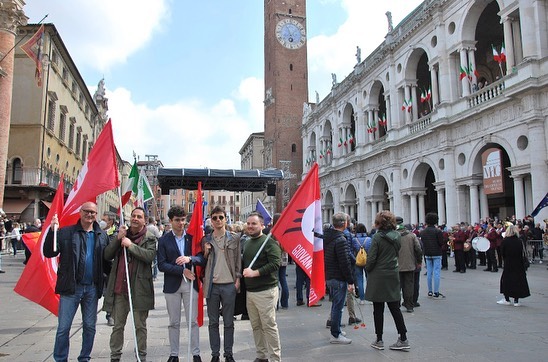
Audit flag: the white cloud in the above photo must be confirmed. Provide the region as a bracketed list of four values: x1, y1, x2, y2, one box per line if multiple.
[107, 77, 263, 170]
[32, 0, 169, 71]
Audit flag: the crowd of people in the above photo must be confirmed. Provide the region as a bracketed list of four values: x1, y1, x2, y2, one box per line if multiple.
[3, 202, 546, 361]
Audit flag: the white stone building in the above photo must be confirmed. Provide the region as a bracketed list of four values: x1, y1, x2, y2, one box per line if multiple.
[302, 0, 548, 227]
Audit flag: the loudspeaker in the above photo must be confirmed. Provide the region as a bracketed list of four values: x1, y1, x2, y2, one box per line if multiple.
[267, 184, 276, 196]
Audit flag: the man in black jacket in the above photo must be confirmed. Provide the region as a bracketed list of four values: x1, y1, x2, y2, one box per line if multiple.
[324, 212, 355, 344]
[44, 202, 110, 362]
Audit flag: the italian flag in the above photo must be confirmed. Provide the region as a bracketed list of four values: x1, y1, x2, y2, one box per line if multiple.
[492, 45, 501, 63]
[426, 86, 432, 101]
[121, 160, 139, 207]
[500, 43, 506, 63]
[459, 65, 469, 80]
[420, 90, 426, 103]
[338, 137, 344, 147]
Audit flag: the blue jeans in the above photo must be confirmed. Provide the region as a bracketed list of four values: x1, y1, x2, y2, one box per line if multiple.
[326, 279, 347, 338]
[54, 283, 98, 362]
[278, 266, 289, 308]
[425, 256, 442, 294]
[354, 266, 365, 300]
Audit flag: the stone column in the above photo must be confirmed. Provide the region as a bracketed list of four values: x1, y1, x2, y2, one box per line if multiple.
[444, 150, 458, 226]
[430, 65, 439, 106]
[365, 200, 371, 229]
[371, 200, 378, 227]
[479, 185, 489, 222]
[467, 48, 478, 85]
[368, 110, 374, 142]
[411, 84, 418, 122]
[0, 1, 26, 209]
[410, 193, 418, 226]
[392, 167, 402, 217]
[528, 120, 548, 221]
[513, 175, 526, 220]
[404, 85, 411, 124]
[356, 111, 365, 145]
[357, 179, 366, 222]
[385, 95, 392, 129]
[502, 16, 515, 72]
[373, 108, 379, 139]
[436, 187, 446, 225]
[418, 192, 426, 225]
[459, 48, 470, 96]
[469, 183, 480, 224]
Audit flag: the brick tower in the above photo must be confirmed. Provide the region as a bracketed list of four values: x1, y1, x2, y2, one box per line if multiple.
[0, 1, 26, 209]
[264, 0, 308, 212]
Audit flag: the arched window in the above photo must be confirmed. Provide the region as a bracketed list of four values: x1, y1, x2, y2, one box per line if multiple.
[291, 144, 297, 153]
[12, 158, 22, 184]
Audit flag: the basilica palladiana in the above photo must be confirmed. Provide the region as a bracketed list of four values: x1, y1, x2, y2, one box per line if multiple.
[302, 0, 548, 227]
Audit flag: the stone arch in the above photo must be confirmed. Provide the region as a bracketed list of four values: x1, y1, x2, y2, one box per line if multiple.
[409, 159, 438, 218]
[343, 183, 358, 221]
[342, 103, 357, 151]
[371, 173, 390, 211]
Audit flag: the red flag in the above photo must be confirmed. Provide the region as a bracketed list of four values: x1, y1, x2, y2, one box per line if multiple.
[20, 24, 45, 87]
[14, 179, 65, 315]
[187, 181, 204, 326]
[60, 120, 120, 226]
[271, 163, 325, 306]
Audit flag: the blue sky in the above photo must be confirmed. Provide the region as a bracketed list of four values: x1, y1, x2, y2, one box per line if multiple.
[24, 0, 423, 169]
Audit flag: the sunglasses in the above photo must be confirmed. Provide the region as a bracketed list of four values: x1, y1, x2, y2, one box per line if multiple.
[211, 215, 225, 221]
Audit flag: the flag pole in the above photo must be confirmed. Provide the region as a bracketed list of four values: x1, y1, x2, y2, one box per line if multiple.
[0, 14, 48, 64]
[52, 214, 58, 252]
[118, 186, 141, 362]
[248, 233, 273, 270]
[187, 265, 195, 362]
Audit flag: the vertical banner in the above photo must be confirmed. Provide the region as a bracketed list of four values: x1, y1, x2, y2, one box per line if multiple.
[482, 148, 504, 194]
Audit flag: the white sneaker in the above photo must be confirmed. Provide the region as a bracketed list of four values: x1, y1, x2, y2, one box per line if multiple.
[497, 299, 511, 305]
[330, 334, 352, 344]
[514, 302, 521, 307]
[359, 300, 366, 305]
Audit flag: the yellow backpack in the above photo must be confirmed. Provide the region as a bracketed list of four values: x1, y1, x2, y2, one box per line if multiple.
[355, 246, 367, 267]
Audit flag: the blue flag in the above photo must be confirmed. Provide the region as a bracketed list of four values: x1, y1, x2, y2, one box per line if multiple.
[256, 199, 272, 226]
[531, 192, 548, 217]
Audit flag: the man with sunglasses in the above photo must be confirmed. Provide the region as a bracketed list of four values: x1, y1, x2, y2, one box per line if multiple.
[43, 202, 110, 362]
[199, 206, 241, 362]
[157, 205, 204, 362]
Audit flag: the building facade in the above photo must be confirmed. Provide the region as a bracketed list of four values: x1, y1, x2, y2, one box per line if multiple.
[6, 23, 125, 222]
[239, 132, 271, 220]
[302, 0, 548, 227]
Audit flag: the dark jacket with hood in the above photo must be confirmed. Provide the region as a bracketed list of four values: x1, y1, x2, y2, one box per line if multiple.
[43, 220, 109, 298]
[323, 228, 354, 285]
[365, 230, 401, 302]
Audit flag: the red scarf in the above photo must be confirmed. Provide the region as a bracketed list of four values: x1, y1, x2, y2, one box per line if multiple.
[114, 227, 147, 295]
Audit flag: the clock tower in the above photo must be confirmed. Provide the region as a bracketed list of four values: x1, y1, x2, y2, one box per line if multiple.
[264, 0, 308, 212]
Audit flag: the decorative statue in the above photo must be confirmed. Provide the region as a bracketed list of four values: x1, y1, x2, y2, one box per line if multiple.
[315, 91, 320, 104]
[356, 46, 361, 64]
[331, 73, 337, 86]
[386, 11, 393, 32]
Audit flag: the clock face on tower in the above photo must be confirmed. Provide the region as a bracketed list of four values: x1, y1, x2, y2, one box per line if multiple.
[275, 18, 306, 49]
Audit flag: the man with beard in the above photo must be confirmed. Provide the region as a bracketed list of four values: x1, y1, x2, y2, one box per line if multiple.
[103, 207, 157, 362]
[243, 212, 281, 362]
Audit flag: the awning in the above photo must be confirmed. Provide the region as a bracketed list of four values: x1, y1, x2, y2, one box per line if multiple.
[41, 200, 52, 209]
[2, 199, 32, 214]
[157, 168, 285, 193]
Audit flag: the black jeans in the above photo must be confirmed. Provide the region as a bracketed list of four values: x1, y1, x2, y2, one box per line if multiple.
[372, 301, 407, 339]
[399, 271, 415, 309]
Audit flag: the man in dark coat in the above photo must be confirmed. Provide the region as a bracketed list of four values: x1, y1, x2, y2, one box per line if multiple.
[43, 202, 109, 362]
[323, 212, 354, 344]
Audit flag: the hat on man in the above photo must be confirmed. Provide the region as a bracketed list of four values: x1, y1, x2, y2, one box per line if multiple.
[396, 216, 404, 224]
